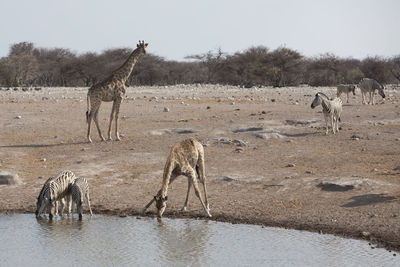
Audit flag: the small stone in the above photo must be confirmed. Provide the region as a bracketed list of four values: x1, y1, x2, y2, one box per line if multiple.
[206, 106, 211, 110]
[163, 107, 170, 112]
[271, 99, 276, 102]
[119, 214, 127, 218]
[305, 170, 312, 174]
[15, 116, 22, 119]
[230, 102, 235, 105]
[394, 166, 400, 171]
[76, 160, 82, 164]
[286, 163, 296, 167]
[371, 168, 378, 172]
[40, 158, 46, 162]
[38, 176, 43, 179]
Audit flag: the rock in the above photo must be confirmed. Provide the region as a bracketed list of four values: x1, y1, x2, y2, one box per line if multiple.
[119, 214, 127, 218]
[232, 139, 246, 147]
[223, 176, 235, 182]
[163, 107, 170, 112]
[394, 166, 400, 171]
[286, 163, 296, 167]
[0, 172, 22, 185]
[235, 147, 244, 153]
[305, 170, 312, 174]
[15, 116, 22, 119]
[254, 132, 284, 139]
[233, 126, 263, 133]
[371, 168, 378, 172]
[40, 158, 46, 162]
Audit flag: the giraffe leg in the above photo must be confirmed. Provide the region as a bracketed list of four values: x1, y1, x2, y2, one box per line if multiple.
[187, 168, 212, 218]
[197, 149, 210, 211]
[114, 98, 122, 141]
[181, 179, 192, 211]
[93, 109, 105, 141]
[87, 110, 94, 143]
[107, 101, 117, 141]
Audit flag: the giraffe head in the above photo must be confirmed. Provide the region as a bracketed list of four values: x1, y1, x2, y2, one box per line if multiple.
[137, 40, 148, 54]
[155, 195, 168, 218]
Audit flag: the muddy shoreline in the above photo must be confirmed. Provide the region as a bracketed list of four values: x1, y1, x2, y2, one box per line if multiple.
[1, 85, 399, 252]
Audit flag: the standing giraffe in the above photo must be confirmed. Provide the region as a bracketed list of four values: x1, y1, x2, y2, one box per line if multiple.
[86, 40, 148, 143]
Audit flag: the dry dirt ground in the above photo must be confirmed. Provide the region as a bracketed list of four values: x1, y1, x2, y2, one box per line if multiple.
[1, 84, 400, 251]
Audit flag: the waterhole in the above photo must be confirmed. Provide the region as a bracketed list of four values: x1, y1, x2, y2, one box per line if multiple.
[0, 214, 397, 266]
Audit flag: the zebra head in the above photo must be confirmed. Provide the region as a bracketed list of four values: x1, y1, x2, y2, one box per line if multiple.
[155, 195, 168, 218]
[35, 194, 50, 217]
[378, 86, 385, 98]
[311, 93, 322, 109]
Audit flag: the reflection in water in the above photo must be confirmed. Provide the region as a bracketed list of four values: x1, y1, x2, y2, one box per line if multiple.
[0, 214, 397, 266]
[156, 218, 210, 265]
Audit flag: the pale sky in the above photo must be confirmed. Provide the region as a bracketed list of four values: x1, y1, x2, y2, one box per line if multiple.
[1, 0, 399, 60]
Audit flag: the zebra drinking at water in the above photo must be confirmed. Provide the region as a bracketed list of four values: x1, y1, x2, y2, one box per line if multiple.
[358, 78, 385, 105]
[71, 177, 93, 219]
[35, 170, 76, 219]
[311, 92, 343, 135]
[336, 84, 356, 103]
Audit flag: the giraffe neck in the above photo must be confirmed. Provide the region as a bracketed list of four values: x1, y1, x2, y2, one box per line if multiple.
[160, 157, 175, 198]
[111, 47, 143, 84]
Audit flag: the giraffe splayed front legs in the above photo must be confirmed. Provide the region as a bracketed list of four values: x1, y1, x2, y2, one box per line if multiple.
[86, 41, 148, 143]
[139, 138, 211, 218]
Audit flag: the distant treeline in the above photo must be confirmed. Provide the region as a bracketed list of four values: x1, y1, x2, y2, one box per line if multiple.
[0, 42, 399, 87]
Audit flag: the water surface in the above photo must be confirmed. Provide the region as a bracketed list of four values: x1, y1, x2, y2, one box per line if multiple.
[0, 214, 397, 266]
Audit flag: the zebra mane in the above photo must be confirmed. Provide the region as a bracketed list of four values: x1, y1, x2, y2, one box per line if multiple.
[317, 92, 331, 100]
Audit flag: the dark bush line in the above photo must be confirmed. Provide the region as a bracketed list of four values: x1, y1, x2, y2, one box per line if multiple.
[0, 42, 399, 87]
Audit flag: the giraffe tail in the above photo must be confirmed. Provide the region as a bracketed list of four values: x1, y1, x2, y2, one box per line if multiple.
[86, 93, 90, 123]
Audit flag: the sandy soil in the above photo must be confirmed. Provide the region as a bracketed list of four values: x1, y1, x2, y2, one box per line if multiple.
[1, 84, 400, 251]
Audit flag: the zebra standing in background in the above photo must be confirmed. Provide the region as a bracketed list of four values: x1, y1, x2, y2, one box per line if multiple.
[71, 177, 93, 219]
[336, 84, 356, 103]
[311, 92, 343, 135]
[358, 78, 385, 105]
[35, 170, 76, 219]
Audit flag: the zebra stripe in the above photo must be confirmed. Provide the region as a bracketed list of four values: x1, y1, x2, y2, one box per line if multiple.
[71, 177, 93, 219]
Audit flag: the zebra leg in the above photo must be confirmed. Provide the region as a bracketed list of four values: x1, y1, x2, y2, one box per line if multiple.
[346, 92, 349, 103]
[86, 192, 93, 216]
[331, 115, 335, 134]
[362, 92, 366, 105]
[324, 115, 329, 135]
[78, 201, 83, 220]
[59, 198, 65, 217]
